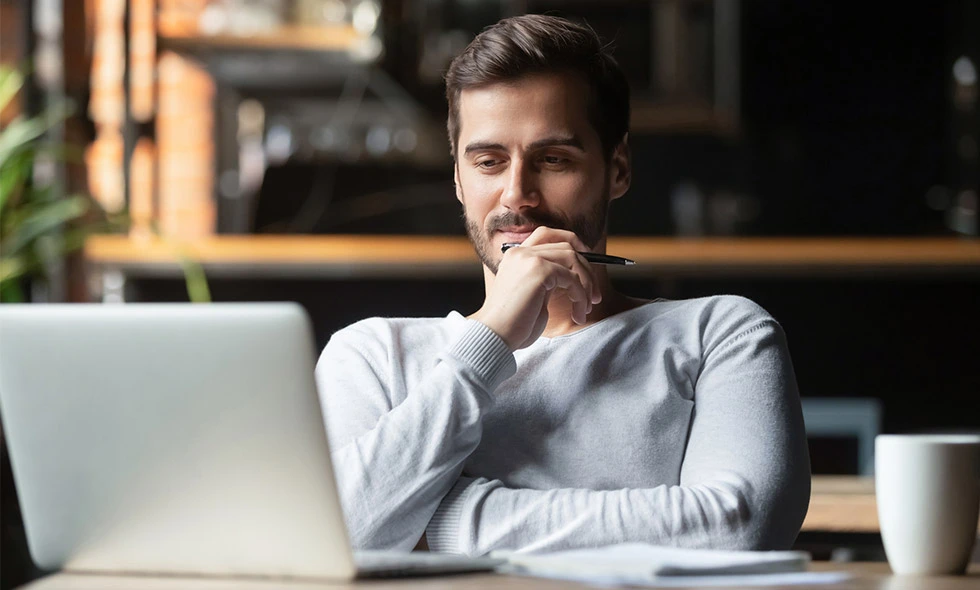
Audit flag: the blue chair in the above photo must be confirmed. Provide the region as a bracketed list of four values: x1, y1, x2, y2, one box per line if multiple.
[801, 398, 882, 476]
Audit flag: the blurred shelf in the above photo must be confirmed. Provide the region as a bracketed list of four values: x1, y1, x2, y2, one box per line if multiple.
[86, 235, 478, 279]
[84, 235, 980, 280]
[158, 24, 364, 53]
[609, 236, 980, 275]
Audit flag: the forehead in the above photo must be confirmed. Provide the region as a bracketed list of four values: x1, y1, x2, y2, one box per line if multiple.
[457, 73, 598, 147]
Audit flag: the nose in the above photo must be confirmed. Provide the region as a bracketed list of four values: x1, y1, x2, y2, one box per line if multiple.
[499, 158, 539, 211]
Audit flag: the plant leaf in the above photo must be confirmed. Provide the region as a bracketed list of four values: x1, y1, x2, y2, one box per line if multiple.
[0, 101, 74, 168]
[0, 196, 90, 256]
[176, 255, 212, 303]
[0, 66, 24, 114]
[0, 116, 50, 168]
[0, 277, 26, 303]
[0, 222, 98, 286]
[1, 184, 60, 238]
[0, 255, 29, 283]
[0, 145, 37, 213]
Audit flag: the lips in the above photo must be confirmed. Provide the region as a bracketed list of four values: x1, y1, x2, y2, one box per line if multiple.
[495, 226, 537, 243]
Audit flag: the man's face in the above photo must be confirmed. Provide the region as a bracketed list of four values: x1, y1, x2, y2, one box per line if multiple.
[454, 73, 626, 274]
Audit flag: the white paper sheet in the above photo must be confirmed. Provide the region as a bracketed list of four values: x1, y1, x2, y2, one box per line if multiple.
[497, 567, 852, 588]
[494, 543, 850, 587]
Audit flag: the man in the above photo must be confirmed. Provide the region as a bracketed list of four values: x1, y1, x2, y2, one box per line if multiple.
[315, 14, 810, 556]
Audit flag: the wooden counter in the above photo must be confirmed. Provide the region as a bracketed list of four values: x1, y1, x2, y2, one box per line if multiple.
[84, 235, 980, 280]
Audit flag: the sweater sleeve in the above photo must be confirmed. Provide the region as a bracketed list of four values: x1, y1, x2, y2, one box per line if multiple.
[315, 318, 516, 551]
[425, 319, 811, 555]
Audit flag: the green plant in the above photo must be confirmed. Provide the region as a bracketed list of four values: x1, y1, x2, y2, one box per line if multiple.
[0, 65, 210, 303]
[1, 66, 99, 301]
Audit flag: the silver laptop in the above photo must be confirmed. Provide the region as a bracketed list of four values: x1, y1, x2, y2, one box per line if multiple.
[0, 303, 501, 580]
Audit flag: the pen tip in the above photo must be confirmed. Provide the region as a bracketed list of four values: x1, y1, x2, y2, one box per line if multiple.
[625, 260, 636, 265]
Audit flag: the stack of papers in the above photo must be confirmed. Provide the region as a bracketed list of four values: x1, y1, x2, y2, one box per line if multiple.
[496, 544, 850, 587]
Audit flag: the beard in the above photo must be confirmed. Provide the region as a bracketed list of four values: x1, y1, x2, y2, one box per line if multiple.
[461, 184, 611, 275]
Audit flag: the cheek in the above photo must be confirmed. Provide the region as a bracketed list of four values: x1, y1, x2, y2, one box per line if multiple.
[458, 169, 499, 202]
[543, 170, 597, 202]
[457, 173, 492, 216]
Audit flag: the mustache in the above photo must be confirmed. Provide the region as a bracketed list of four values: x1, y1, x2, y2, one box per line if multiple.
[486, 210, 570, 233]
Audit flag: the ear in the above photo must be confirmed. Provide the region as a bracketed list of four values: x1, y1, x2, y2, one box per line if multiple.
[608, 133, 631, 201]
[454, 163, 464, 204]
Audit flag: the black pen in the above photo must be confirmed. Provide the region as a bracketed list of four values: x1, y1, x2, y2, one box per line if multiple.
[501, 242, 635, 266]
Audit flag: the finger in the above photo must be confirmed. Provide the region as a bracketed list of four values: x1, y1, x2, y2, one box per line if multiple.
[524, 247, 596, 311]
[515, 239, 602, 305]
[544, 265, 592, 324]
[522, 226, 591, 253]
[563, 287, 590, 325]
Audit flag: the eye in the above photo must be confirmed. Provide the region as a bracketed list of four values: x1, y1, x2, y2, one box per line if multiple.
[475, 158, 501, 170]
[540, 154, 570, 167]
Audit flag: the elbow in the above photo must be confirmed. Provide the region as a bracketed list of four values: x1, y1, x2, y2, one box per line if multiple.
[768, 465, 812, 549]
[743, 469, 812, 550]
[345, 514, 398, 551]
[337, 481, 431, 551]
[703, 482, 762, 551]
[693, 470, 810, 551]
[345, 514, 424, 552]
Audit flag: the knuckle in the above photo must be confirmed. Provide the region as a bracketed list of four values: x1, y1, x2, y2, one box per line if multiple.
[528, 256, 547, 271]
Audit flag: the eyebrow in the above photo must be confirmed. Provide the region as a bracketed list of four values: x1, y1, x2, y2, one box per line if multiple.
[462, 135, 585, 157]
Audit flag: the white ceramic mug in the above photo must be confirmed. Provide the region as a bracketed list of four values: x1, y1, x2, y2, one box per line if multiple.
[875, 434, 980, 575]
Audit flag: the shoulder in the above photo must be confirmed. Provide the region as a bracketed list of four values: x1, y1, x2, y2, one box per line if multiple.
[691, 296, 787, 363]
[698, 294, 776, 328]
[635, 295, 782, 351]
[636, 295, 775, 328]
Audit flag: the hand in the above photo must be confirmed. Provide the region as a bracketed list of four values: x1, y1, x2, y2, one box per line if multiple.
[472, 227, 602, 351]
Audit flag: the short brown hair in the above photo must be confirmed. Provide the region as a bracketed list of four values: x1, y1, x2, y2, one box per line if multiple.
[445, 14, 630, 161]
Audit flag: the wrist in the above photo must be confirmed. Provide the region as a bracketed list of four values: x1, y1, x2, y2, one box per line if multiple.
[450, 319, 517, 392]
[470, 310, 516, 352]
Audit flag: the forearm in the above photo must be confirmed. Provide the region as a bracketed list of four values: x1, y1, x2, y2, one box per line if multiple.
[426, 473, 788, 555]
[319, 320, 515, 550]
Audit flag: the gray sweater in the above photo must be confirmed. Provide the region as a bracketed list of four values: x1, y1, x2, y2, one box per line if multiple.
[314, 295, 810, 556]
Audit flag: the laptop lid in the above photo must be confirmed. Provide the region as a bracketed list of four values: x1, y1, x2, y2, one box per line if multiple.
[0, 303, 357, 580]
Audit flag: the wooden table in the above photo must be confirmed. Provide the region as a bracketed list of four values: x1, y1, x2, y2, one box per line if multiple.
[18, 562, 980, 589]
[805, 476, 980, 534]
[805, 476, 879, 533]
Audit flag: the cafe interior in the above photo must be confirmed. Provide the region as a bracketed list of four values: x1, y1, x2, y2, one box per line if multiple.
[1, 0, 978, 588]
